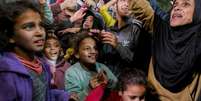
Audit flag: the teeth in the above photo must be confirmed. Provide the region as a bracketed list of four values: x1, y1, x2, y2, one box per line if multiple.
[173, 13, 182, 18]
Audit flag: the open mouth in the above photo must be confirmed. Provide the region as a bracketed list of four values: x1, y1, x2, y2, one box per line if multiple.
[172, 13, 182, 19]
[34, 39, 45, 46]
[50, 51, 59, 56]
[88, 55, 97, 60]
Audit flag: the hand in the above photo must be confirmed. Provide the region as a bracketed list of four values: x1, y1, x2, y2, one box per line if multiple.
[69, 92, 79, 101]
[60, 0, 77, 10]
[84, 0, 96, 7]
[100, 30, 118, 48]
[58, 28, 81, 35]
[89, 70, 108, 89]
[38, 0, 46, 5]
[69, 7, 87, 23]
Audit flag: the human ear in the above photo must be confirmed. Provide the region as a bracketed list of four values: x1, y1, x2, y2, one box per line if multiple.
[9, 38, 15, 43]
[75, 53, 80, 59]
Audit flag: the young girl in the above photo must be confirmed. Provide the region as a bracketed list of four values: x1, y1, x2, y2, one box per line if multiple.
[0, 1, 68, 101]
[64, 32, 117, 101]
[43, 34, 70, 89]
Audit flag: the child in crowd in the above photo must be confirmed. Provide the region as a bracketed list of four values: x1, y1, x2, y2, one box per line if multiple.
[43, 34, 70, 89]
[85, 68, 148, 101]
[64, 32, 117, 101]
[98, 0, 151, 77]
[117, 68, 147, 101]
[0, 0, 68, 101]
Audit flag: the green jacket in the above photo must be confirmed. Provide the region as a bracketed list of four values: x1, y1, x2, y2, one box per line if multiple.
[64, 62, 117, 101]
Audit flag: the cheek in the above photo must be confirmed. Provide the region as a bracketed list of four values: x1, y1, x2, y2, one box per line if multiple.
[44, 49, 50, 55]
[186, 11, 193, 22]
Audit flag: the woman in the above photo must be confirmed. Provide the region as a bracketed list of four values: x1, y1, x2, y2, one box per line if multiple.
[129, 0, 201, 100]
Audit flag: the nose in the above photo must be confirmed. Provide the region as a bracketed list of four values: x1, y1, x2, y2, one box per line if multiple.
[125, 2, 128, 7]
[173, 4, 182, 11]
[50, 46, 56, 50]
[90, 48, 96, 53]
[35, 25, 45, 37]
[90, 47, 97, 54]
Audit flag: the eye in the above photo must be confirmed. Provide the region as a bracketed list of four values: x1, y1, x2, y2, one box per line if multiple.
[172, 2, 178, 8]
[84, 47, 90, 51]
[22, 23, 35, 31]
[44, 44, 51, 48]
[182, 2, 190, 7]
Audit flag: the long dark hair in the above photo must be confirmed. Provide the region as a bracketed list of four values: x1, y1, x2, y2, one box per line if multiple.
[0, 0, 42, 51]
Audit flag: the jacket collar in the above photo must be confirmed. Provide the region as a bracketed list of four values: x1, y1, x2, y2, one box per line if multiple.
[0, 52, 31, 76]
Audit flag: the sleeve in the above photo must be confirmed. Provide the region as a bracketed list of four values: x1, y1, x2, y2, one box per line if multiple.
[129, 0, 154, 33]
[0, 73, 17, 101]
[99, 5, 116, 27]
[64, 70, 88, 100]
[41, 3, 54, 25]
[115, 25, 141, 63]
[50, 3, 62, 18]
[149, 0, 169, 21]
[50, 89, 69, 101]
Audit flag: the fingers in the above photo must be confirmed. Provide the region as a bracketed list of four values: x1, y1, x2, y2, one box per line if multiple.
[100, 31, 117, 47]
[90, 77, 100, 88]
[38, 0, 46, 4]
[70, 92, 79, 101]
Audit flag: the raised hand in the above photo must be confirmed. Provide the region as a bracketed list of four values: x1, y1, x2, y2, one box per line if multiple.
[89, 70, 108, 89]
[100, 30, 118, 48]
[69, 7, 88, 23]
[38, 0, 46, 5]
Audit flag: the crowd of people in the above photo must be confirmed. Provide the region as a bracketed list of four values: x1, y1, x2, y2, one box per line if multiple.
[0, 0, 200, 101]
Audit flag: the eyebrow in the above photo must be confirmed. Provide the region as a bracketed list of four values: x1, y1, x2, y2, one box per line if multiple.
[183, 0, 191, 2]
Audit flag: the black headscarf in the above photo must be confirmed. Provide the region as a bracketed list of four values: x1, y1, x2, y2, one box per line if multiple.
[153, 0, 201, 92]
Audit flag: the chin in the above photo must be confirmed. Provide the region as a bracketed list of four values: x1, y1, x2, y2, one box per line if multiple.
[170, 21, 180, 27]
[34, 48, 44, 52]
[49, 56, 58, 61]
[88, 61, 96, 64]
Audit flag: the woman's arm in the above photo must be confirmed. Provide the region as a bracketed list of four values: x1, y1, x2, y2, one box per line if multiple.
[129, 0, 154, 33]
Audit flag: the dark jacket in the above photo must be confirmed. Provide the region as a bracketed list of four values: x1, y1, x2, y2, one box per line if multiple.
[99, 18, 151, 77]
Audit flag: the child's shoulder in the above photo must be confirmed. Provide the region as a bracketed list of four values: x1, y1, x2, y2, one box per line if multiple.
[0, 52, 29, 75]
[65, 62, 82, 72]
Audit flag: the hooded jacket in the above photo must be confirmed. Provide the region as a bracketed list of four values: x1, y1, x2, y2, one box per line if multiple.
[0, 52, 69, 101]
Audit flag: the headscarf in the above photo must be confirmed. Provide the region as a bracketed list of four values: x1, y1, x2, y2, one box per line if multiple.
[153, 0, 201, 92]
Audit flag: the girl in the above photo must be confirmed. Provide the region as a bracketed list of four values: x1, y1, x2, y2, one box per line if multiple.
[43, 34, 70, 89]
[0, 0, 68, 101]
[64, 32, 117, 101]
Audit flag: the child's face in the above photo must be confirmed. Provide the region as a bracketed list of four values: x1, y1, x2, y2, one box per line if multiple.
[11, 9, 45, 52]
[76, 37, 98, 65]
[44, 38, 61, 61]
[83, 16, 94, 29]
[119, 84, 146, 101]
[117, 0, 129, 17]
